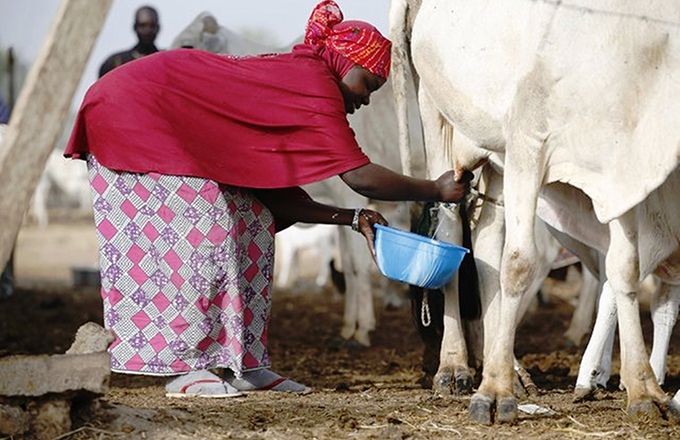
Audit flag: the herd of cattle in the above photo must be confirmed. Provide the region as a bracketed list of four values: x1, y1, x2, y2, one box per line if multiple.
[4, 0, 680, 426]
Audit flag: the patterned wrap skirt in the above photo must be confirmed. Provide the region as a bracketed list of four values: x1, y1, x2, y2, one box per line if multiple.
[87, 156, 275, 375]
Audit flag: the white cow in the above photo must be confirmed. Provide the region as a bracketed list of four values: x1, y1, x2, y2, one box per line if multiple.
[30, 149, 91, 227]
[573, 272, 680, 398]
[172, 12, 276, 56]
[400, 0, 680, 424]
[548, 222, 680, 395]
[391, 0, 569, 397]
[274, 223, 339, 289]
[172, 13, 419, 346]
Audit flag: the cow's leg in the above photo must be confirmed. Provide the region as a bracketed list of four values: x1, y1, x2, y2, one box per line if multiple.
[338, 226, 374, 347]
[470, 81, 548, 423]
[417, 87, 474, 394]
[356, 253, 377, 344]
[457, 170, 493, 376]
[275, 240, 295, 289]
[338, 226, 358, 341]
[574, 280, 617, 400]
[515, 219, 559, 326]
[32, 176, 49, 228]
[382, 278, 409, 309]
[565, 266, 601, 347]
[574, 253, 617, 399]
[508, 220, 559, 398]
[433, 204, 472, 394]
[594, 253, 614, 389]
[606, 214, 674, 420]
[649, 282, 680, 386]
[472, 196, 538, 423]
[472, 167, 504, 363]
[596, 315, 615, 389]
[314, 234, 333, 288]
[468, 165, 505, 396]
[511, 275, 545, 403]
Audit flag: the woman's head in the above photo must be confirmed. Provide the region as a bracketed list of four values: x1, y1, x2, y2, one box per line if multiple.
[339, 66, 386, 114]
[305, 1, 392, 82]
[304, 1, 392, 113]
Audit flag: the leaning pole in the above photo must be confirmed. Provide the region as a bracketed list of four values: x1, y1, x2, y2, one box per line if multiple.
[0, 0, 112, 271]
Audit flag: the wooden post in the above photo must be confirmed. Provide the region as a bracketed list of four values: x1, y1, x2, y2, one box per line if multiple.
[0, 0, 112, 270]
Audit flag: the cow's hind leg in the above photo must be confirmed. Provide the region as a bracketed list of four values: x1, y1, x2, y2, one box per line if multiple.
[339, 228, 375, 347]
[574, 283, 616, 401]
[418, 88, 474, 394]
[607, 214, 676, 421]
[565, 265, 601, 347]
[649, 282, 680, 386]
[432, 205, 473, 395]
[574, 272, 617, 401]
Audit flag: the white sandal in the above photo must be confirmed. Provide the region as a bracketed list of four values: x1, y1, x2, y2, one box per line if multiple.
[224, 369, 312, 394]
[165, 371, 243, 398]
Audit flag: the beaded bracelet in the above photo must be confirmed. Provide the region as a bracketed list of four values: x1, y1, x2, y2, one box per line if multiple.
[351, 208, 363, 232]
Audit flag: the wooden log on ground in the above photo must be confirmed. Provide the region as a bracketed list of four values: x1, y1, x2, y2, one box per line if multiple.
[0, 0, 112, 270]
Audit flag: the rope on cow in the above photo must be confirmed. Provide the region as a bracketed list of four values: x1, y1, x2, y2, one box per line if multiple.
[413, 203, 436, 329]
[421, 290, 431, 327]
[469, 187, 503, 208]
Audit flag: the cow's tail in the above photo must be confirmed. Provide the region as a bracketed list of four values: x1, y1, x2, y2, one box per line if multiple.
[389, 0, 416, 177]
[458, 200, 481, 320]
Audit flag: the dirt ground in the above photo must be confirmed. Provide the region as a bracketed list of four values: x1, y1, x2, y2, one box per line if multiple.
[2, 220, 680, 439]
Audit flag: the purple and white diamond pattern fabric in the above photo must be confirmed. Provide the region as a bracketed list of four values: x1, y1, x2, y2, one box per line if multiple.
[87, 156, 275, 376]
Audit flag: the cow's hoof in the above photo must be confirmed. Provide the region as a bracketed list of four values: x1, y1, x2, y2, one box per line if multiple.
[628, 400, 661, 421]
[332, 337, 366, 351]
[340, 325, 354, 341]
[497, 397, 518, 424]
[469, 394, 493, 425]
[353, 332, 371, 348]
[433, 368, 454, 396]
[454, 369, 473, 395]
[345, 339, 367, 350]
[573, 386, 596, 403]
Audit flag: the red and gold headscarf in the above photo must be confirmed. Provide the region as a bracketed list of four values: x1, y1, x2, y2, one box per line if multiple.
[305, 0, 392, 79]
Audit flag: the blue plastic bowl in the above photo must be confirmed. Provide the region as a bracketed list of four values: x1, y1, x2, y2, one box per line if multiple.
[374, 224, 469, 289]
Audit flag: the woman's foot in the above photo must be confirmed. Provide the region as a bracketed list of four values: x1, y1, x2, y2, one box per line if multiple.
[224, 369, 312, 394]
[165, 370, 242, 398]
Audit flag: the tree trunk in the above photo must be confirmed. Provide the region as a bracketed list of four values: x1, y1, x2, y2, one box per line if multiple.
[0, 0, 112, 270]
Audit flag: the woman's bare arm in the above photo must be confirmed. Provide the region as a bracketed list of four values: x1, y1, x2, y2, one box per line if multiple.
[253, 187, 387, 255]
[340, 163, 471, 202]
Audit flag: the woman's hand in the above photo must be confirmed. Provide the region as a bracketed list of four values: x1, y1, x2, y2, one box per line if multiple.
[434, 170, 474, 202]
[357, 209, 388, 260]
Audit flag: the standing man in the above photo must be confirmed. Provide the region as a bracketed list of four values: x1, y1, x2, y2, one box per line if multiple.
[99, 5, 160, 78]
